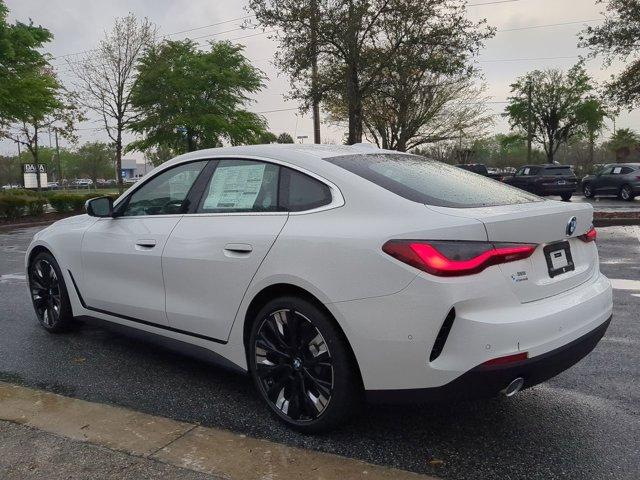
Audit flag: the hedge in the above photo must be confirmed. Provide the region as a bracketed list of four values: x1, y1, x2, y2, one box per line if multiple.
[0, 192, 119, 220]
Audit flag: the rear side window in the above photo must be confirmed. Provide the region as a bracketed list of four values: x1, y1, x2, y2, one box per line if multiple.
[326, 153, 541, 208]
[516, 167, 539, 176]
[280, 168, 332, 212]
[620, 166, 634, 174]
[198, 160, 280, 213]
[542, 166, 574, 176]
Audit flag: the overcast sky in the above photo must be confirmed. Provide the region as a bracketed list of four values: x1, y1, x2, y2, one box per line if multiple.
[4, 0, 639, 158]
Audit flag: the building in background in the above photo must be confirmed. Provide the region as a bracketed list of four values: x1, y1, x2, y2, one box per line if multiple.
[121, 158, 152, 179]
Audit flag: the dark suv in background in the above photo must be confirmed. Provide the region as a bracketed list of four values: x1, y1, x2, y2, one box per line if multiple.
[582, 163, 640, 201]
[503, 164, 578, 201]
[455, 163, 503, 181]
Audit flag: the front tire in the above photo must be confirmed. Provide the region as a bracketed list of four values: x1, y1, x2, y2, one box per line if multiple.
[248, 296, 361, 432]
[619, 185, 635, 201]
[28, 251, 74, 333]
[583, 183, 594, 198]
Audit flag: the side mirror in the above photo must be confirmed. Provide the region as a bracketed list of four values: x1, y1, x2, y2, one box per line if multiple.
[85, 196, 113, 217]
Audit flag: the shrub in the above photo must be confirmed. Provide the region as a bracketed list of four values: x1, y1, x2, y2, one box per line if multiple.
[25, 196, 47, 216]
[48, 193, 76, 213]
[0, 195, 28, 219]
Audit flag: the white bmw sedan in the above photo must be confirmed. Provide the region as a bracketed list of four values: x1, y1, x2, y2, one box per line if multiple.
[26, 144, 612, 432]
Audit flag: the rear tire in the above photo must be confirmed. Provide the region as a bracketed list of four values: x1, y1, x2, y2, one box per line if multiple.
[619, 185, 635, 201]
[248, 296, 361, 433]
[28, 251, 74, 333]
[583, 183, 594, 198]
[560, 193, 572, 201]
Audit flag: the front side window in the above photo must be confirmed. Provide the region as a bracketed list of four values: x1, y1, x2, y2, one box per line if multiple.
[326, 153, 541, 208]
[122, 161, 207, 216]
[198, 160, 280, 213]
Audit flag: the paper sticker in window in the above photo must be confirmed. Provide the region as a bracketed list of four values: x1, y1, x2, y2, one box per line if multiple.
[612, 167, 622, 174]
[203, 164, 266, 210]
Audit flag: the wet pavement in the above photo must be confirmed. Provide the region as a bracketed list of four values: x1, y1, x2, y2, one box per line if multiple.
[0, 224, 638, 480]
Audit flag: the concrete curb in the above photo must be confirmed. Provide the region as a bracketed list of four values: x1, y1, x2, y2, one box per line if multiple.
[0, 382, 434, 480]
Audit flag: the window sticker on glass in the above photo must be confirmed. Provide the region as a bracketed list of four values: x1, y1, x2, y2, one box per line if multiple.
[612, 167, 622, 174]
[204, 164, 266, 210]
[523, 167, 530, 175]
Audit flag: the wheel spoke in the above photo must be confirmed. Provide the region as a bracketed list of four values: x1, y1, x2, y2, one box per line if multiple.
[255, 362, 290, 380]
[303, 368, 332, 397]
[256, 337, 290, 361]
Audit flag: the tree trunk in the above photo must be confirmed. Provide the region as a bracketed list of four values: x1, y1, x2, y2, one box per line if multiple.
[546, 136, 554, 163]
[187, 133, 196, 152]
[346, 65, 363, 145]
[34, 125, 41, 191]
[116, 127, 123, 193]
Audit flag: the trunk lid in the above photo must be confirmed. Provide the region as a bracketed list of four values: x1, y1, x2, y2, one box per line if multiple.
[427, 200, 597, 302]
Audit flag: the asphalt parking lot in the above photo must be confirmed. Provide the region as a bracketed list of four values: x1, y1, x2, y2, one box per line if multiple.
[0, 223, 639, 480]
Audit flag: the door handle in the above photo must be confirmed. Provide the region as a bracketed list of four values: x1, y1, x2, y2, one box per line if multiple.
[136, 239, 157, 248]
[224, 243, 253, 253]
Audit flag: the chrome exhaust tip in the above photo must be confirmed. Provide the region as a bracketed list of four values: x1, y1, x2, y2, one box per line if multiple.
[502, 377, 524, 397]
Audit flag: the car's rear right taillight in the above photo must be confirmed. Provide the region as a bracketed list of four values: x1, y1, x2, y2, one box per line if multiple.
[382, 240, 536, 277]
[579, 227, 597, 243]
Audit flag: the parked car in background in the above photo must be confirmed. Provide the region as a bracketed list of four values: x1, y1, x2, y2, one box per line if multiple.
[71, 178, 94, 188]
[581, 163, 640, 201]
[504, 165, 578, 201]
[455, 163, 503, 181]
[123, 177, 139, 185]
[2, 184, 21, 190]
[47, 182, 60, 189]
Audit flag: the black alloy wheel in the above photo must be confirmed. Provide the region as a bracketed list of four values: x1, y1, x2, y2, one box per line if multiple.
[28, 252, 74, 332]
[249, 297, 360, 432]
[620, 185, 634, 201]
[583, 183, 594, 198]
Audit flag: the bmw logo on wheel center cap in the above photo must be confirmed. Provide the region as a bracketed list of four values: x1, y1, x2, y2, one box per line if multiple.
[566, 216, 577, 236]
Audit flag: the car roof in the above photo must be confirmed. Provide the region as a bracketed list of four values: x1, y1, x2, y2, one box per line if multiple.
[164, 143, 393, 170]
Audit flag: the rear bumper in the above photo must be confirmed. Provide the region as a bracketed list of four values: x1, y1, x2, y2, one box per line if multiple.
[538, 185, 577, 195]
[366, 315, 611, 404]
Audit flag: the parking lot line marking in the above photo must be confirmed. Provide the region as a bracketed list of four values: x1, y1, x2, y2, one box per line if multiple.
[0, 382, 434, 479]
[608, 279, 640, 291]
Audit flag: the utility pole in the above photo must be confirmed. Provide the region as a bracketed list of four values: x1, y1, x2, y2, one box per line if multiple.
[54, 129, 62, 183]
[526, 79, 533, 163]
[310, 0, 321, 144]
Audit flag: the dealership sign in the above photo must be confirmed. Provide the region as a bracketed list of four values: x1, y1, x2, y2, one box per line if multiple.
[22, 163, 48, 188]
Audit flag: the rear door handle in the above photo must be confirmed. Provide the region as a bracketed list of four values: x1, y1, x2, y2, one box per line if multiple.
[224, 243, 253, 253]
[136, 239, 157, 248]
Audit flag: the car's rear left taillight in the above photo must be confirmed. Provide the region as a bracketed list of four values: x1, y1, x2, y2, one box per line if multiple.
[382, 240, 536, 277]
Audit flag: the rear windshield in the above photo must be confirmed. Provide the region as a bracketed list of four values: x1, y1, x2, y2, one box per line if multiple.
[542, 166, 574, 176]
[326, 153, 541, 208]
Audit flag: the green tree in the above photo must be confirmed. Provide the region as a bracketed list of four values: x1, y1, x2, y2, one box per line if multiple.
[605, 128, 640, 160]
[144, 145, 177, 167]
[276, 132, 294, 144]
[76, 142, 115, 186]
[576, 98, 609, 167]
[504, 64, 602, 163]
[70, 14, 156, 192]
[128, 40, 267, 153]
[249, 0, 493, 145]
[0, 0, 53, 123]
[579, 0, 640, 109]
